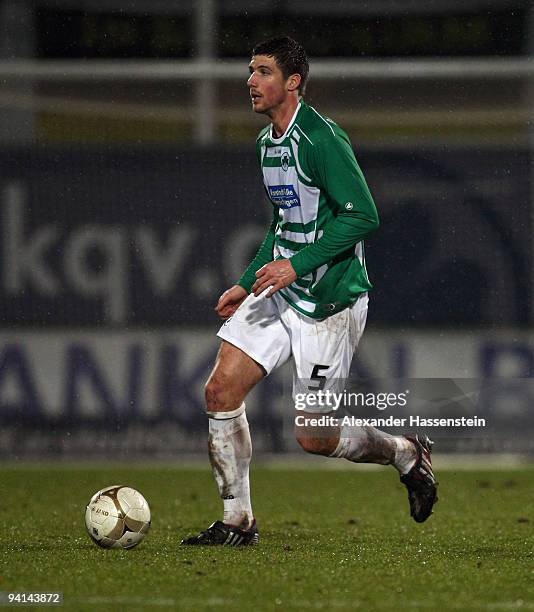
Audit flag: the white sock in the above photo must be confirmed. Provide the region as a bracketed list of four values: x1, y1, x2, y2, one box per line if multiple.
[392, 437, 418, 475]
[207, 405, 253, 529]
[330, 426, 417, 474]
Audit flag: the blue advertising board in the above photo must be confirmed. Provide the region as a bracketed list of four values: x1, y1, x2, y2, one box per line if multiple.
[0, 146, 529, 327]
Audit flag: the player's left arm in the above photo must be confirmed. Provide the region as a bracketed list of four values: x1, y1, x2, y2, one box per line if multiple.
[252, 258, 297, 297]
[290, 132, 379, 278]
[253, 132, 379, 296]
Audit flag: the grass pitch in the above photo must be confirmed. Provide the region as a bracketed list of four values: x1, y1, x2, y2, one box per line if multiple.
[1, 463, 533, 611]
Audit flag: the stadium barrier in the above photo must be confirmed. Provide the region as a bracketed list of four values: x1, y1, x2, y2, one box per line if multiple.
[2, 329, 534, 457]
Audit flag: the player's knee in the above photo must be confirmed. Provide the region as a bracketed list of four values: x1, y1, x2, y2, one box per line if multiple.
[295, 432, 336, 456]
[204, 374, 236, 413]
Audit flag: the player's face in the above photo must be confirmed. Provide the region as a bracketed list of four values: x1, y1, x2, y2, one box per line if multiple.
[247, 55, 289, 114]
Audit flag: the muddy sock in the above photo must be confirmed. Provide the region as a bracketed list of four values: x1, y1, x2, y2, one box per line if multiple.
[207, 404, 253, 528]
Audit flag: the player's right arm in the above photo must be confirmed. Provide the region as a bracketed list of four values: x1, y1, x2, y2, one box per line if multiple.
[215, 205, 278, 319]
[237, 130, 279, 292]
[236, 205, 278, 292]
[215, 284, 249, 319]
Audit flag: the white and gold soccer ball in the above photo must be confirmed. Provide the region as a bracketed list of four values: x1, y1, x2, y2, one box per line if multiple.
[85, 485, 151, 549]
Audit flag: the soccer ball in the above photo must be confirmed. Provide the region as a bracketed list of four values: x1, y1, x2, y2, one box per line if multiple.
[85, 485, 151, 549]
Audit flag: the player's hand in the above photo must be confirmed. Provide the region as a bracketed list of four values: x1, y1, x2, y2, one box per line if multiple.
[215, 284, 248, 319]
[252, 260, 297, 297]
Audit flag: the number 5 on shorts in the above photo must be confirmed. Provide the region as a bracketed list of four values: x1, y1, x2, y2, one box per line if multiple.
[308, 364, 330, 391]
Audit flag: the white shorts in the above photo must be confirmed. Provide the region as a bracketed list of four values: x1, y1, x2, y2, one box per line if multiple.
[217, 290, 368, 413]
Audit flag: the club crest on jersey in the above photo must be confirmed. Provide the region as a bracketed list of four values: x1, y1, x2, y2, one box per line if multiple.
[281, 151, 290, 171]
[268, 185, 301, 209]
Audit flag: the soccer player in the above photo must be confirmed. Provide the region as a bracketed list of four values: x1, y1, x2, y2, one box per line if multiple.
[182, 36, 437, 546]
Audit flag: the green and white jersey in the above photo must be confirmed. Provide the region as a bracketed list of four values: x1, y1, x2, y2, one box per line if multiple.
[239, 100, 379, 319]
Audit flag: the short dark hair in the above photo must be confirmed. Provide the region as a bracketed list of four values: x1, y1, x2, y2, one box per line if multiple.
[252, 36, 309, 95]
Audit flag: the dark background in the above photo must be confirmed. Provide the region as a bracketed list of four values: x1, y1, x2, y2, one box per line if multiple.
[0, 0, 532, 456]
